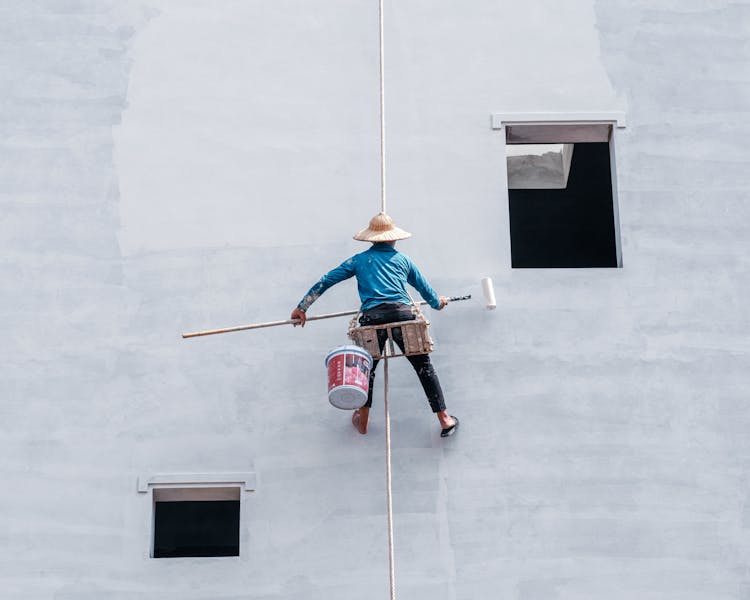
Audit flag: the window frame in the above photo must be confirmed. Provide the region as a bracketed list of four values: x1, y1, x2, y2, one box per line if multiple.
[491, 112, 626, 268]
[137, 472, 256, 559]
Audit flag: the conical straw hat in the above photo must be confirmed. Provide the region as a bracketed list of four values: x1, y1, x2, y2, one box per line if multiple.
[353, 212, 412, 242]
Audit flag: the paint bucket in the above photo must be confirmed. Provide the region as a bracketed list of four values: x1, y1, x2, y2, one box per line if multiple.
[325, 345, 372, 410]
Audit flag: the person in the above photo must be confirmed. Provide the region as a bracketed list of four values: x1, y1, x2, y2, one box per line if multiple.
[291, 212, 459, 437]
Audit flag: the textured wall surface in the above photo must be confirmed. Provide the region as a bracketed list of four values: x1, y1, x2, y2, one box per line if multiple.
[2, 1, 749, 599]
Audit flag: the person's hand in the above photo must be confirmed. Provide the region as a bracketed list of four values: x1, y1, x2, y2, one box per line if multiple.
[438, 296, 449, 310]
[291, 307, 307, 327]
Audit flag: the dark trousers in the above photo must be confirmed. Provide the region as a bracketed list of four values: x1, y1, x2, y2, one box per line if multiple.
[359, 303, 446, 413]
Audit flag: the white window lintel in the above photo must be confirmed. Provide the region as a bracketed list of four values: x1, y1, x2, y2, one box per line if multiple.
[137, 472, 256, 493]
[490, 111, 627, 130]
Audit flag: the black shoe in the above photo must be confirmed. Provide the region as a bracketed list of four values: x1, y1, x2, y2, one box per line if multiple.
[440, 416, 459, 437]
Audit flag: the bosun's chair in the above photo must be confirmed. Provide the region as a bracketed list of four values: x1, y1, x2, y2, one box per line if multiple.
[347, 301, 433, 359]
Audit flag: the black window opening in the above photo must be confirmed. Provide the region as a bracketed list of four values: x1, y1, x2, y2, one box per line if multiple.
[152, 488, 240, 558]
[506, 124, 620, 268]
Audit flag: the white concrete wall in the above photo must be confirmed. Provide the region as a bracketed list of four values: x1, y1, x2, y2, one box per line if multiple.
[2, 1, 749, 599]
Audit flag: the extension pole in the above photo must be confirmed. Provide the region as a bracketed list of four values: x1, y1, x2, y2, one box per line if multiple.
[181, 309, 358, 338]
[181, 295, 471, 338]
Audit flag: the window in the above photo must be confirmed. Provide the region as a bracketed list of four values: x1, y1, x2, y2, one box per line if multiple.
[137, 471, 255, 559]
[152, 487, 240, 558]
[501, 121, 623, 268]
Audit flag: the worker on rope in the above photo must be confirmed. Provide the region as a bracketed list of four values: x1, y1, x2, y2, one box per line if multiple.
[291, 212, 459, 437]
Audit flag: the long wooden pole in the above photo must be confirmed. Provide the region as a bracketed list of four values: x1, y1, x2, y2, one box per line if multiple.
[181, 309, 357, 338]
[181, 295, 471, 338]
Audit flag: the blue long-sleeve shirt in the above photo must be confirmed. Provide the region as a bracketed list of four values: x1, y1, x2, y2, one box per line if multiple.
[297, 243, 440, 312]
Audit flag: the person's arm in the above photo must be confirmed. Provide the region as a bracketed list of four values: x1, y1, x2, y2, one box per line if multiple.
[406, 259, 446, 310]
[291, 257, 356, 326]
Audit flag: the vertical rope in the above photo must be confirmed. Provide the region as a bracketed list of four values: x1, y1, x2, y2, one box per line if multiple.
[383, 354, 396, 600]
[378, 0, 387, 214]
[380, 2, 395, 596]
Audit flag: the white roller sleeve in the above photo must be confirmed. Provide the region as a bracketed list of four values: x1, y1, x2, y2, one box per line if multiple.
[481, 277, 497, 310]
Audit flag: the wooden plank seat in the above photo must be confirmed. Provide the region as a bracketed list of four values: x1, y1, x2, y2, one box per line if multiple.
[347, 315, 434, 359]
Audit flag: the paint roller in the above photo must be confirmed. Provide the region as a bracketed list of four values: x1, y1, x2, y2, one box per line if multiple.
[181, 281, 496, 339]
[481, 276, 497, 310]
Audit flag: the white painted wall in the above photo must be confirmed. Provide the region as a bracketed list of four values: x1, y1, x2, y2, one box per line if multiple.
[2, 1, 749, 599]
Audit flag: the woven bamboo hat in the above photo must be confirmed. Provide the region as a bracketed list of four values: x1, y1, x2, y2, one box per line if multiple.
[353, 212, 412, 242]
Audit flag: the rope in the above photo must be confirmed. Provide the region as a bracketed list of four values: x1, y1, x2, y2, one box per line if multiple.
[378, 0, 387, 214]
[380, 3, 395, 597]
[383, 354, 396, 600]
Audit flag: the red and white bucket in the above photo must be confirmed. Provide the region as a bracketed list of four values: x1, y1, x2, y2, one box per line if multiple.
[324, 345, 372, 410]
